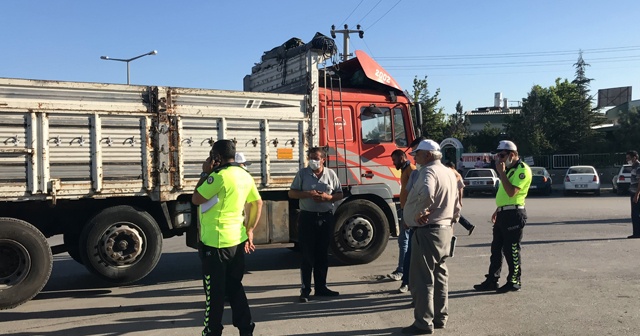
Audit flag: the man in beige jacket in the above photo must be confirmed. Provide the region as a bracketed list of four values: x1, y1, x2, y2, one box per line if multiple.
[401, 139, 461, 335]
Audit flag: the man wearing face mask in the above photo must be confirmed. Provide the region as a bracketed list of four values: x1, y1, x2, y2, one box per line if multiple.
[474, 140, 531, 294]
[289, 147, 344, 303]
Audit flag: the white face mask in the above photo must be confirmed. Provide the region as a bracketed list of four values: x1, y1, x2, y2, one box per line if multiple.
[505, 157, 514, 168]
[309, 159, 321, 170]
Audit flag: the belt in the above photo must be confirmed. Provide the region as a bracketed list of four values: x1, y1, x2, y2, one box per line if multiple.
[497, 205, 525, 212]
[301, 210, 333, 217]
[417, 224, 452, 229]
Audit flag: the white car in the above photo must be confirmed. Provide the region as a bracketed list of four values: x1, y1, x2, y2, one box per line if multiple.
[563, 165, 600, 196]
[612, 164, 632, 196]
[463, 168, 499, 196]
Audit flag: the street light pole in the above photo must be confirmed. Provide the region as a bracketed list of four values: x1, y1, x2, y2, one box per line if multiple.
[100, 50, 157, 85]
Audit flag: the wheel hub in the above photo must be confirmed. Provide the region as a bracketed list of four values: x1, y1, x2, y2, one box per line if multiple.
[342, 216, 374, 249]
[0, 239, 31, 288]
[99, 224, 144, 266]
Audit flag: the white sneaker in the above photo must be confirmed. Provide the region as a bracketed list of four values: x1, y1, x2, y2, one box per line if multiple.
[398, 284, 409, 293]
[387, 271, 403, 281]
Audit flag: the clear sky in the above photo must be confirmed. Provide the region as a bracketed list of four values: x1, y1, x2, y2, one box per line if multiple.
[2, 1, 639, 114]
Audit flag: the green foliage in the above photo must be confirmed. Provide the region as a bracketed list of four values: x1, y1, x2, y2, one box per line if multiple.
[615, 106, 640, 151]
[445, 100, 469, 140]
[412, 76, 447, 141]
[502, 52, 606, 155]
[463, 122, 502, 152]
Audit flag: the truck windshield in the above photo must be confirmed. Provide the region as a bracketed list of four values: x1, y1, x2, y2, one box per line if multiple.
[393, 107, 407, 147]
[361, 107, 392, 144]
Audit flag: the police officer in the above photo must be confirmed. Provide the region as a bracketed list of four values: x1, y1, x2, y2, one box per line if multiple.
[192, 140, 263, 336]
[474, 140, 531, 294]
[289, 147, 344, 302]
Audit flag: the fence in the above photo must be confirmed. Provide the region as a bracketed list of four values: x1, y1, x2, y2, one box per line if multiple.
[529, 153, 627, 169]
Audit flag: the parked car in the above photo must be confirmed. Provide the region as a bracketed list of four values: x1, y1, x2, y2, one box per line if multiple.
[563, 165, 600, 196]
[530, 166, 553, 196]
[463, 168, 499, 196]
[612, 164, 632, 196]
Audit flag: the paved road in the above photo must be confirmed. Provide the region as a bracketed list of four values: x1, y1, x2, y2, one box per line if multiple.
[1, 192, 638, 335]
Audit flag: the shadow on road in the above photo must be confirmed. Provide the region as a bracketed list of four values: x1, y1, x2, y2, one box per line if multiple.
[527, 218, 627, 226]
[464, 236, 628, 248]
[5, 277, 418, 336]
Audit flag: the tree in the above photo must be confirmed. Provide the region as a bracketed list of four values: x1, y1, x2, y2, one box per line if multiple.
[445, 100, 469, 140]
[503, 52, 606, 155]
[569, 51, 606, 152]
[505, 84, 554, 155]
[616, 106, 640, 151]
[463, 122, 502, 152]
[411, 76, 447, 141]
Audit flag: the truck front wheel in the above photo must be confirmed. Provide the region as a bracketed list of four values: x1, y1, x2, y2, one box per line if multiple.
[79, 206, 162, 284]
[331, 199, 389, 264]
[0, 218, 53, 310]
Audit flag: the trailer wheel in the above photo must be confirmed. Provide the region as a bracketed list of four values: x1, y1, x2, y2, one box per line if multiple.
[0, 218, 53, 310]
[331, 199, 389, 265]
[79, 206, 162, 284]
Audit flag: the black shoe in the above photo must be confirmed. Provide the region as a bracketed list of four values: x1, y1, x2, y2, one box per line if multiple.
[433, 322, 446, 329]
[401, 325, 433, 335]
[627, 235, 640, 239]
[315, 287, 339, 296]
[496, 282, 521, 293]
[468, 225, 475, 236]
[473, 279, 498, 291]
[299, 293, 310, 302]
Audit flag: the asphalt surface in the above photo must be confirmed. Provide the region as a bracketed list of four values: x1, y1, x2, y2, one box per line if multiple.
[1, 190, 638, 335]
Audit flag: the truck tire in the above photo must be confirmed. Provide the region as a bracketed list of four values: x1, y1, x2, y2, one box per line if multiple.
[0, 218, 53, 310]
[331, 199, 389, 265]
[79, 206, 162, 284]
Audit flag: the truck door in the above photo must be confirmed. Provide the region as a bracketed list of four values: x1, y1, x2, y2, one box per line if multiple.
[358, 105, 409, 195]
[326, 105, 360, 186]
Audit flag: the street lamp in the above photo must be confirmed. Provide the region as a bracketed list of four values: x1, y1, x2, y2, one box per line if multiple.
[100, 50, 157, 85]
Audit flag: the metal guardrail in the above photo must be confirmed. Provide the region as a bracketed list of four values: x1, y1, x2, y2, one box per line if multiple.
[529, 153, 628, 169]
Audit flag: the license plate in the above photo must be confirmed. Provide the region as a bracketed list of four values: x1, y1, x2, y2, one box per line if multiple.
[530, 185, 537, 189]
[472, 181, 483, 185]
[576, 184, 587, 188]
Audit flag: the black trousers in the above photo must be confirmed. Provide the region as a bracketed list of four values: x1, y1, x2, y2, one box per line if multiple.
[200, 242, 254, 336]
[298, 210, 334, 294]
[487, 209, 527, 285]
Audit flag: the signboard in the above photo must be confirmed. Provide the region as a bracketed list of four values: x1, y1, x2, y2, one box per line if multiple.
[277, 148, 293, 160]
[597, 86, 632, 108]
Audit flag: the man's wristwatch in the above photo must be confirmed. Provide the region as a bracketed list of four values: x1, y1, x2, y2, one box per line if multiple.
[200, 172, 209, 179]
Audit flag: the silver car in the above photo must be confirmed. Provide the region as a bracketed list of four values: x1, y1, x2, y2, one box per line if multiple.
[563, 165, 600, 196]
[463, 168, 499, 196]
[612, 164, 632, 196]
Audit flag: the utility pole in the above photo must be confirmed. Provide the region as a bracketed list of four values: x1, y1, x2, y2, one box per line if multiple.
[330, 24, 364, 62]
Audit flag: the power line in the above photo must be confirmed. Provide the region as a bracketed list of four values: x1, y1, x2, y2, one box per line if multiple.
[341, 0, 364, 26]
[357, 0, 383, 24]
[376, 45, 640, 61]
[367, 0, 403, 30]
[384, 54, 640, 69]
[383, 55, 640, 71]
